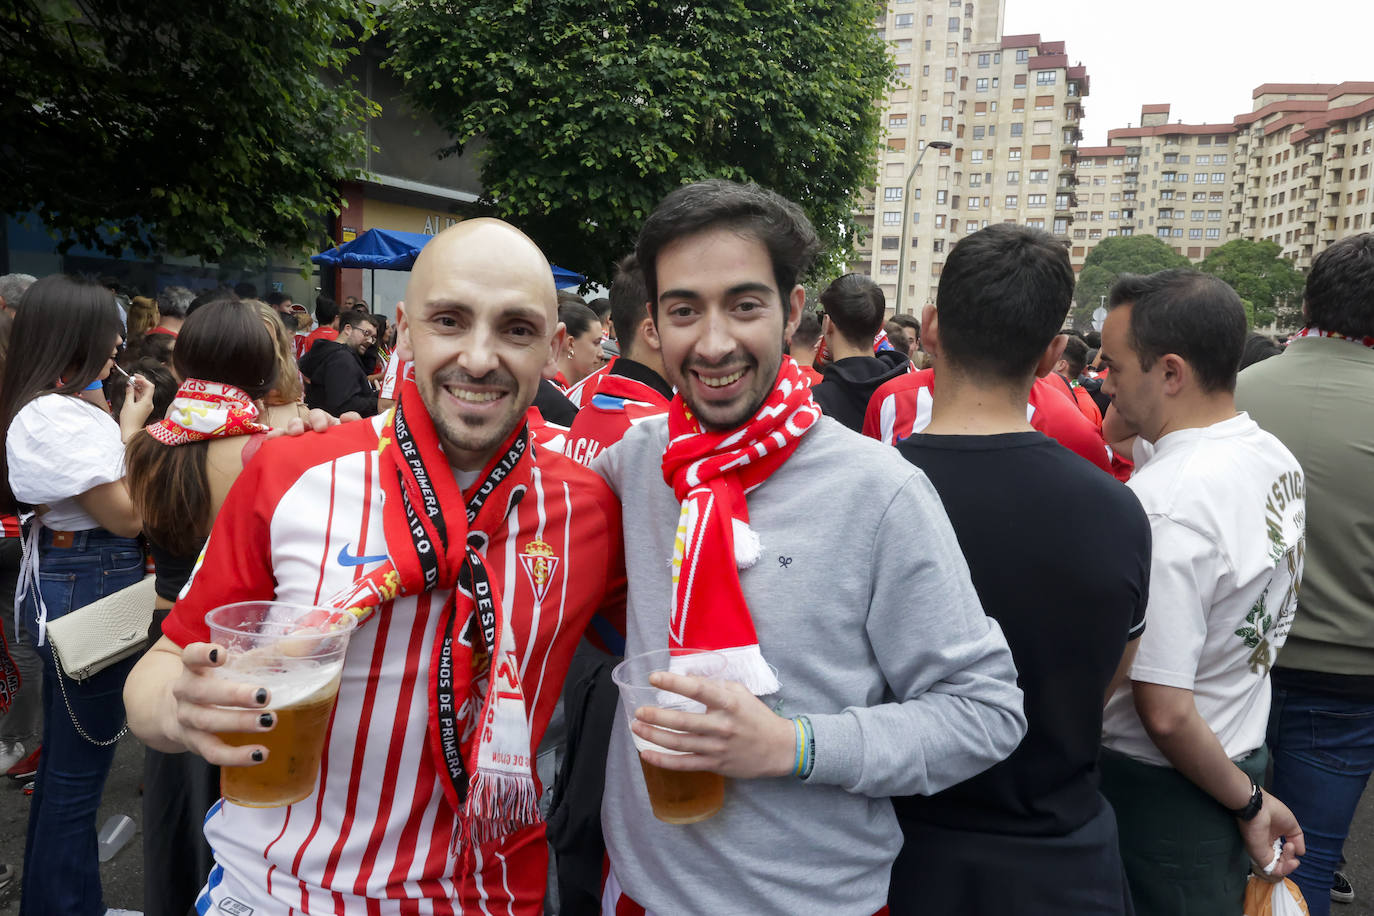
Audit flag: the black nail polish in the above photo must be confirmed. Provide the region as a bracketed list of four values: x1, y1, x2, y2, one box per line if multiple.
[254, 688, 268, 705]
[259, 712, 274, 728]
[251, 749, 264, 763]
[208, 648, 218, 663]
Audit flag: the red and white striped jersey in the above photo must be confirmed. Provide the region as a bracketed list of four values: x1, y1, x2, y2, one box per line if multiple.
[164, 415, 626, 915]
[862, 368, 1114, 473]
[562, 361, 613, 409]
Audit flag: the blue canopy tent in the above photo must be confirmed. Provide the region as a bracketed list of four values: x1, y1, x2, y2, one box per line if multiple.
[312, 227, 585, 287]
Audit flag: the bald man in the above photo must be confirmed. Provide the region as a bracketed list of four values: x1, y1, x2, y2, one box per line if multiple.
[125, 220, 627, 914]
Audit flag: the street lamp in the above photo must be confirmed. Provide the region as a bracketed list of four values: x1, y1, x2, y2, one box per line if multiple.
[896, 139, 953, 315]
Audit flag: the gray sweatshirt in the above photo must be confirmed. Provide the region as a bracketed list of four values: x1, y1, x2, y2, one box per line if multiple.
[594, 415, 1025, 914]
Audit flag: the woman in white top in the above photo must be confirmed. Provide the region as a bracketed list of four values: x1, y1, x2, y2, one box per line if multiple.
[0, 274, 153, 916]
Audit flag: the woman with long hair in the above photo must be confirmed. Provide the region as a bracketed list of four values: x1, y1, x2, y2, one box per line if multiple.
[124, 298, 281, 916]
[0, 274, 153, 915]
[250, 299, 311, 427]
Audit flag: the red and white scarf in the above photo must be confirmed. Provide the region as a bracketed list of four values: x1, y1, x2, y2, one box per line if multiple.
[659, 356, 822, 694]
[1294, 327, 1374, 350]
[145, 380, 271, 445]
[327, 378, 538, 847]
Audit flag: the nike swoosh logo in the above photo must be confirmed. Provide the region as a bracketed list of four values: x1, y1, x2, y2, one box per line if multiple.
[337, 544, 389, 567]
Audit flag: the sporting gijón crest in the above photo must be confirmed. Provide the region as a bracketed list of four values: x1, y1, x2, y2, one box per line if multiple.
[519, 539, 560, 604]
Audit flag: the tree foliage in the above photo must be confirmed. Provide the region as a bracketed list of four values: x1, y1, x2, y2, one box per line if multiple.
[385, 0, 894, 284]
[1, 0, 377, 263]
[1071, 236, 1191, 328]
[1199, 239, 1305, 328]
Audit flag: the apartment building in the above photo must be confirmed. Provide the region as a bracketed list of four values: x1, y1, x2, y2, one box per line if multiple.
[1073, 83, 1374, 272]
[1233, 82, 1374, 269]
[850, 0, 1089, 314]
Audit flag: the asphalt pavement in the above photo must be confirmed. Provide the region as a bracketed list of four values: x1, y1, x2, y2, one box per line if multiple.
[1, 733, 1373, 913]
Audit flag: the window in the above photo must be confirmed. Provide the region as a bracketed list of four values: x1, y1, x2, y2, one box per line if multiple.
[884, 187, 903, 201]
[935, 214, 946, 228]
[1029, 169, 1049, 183]
[1006, 171, 1020, 184]
[1189, 228, 1202, 239]
[1090, 211, 1103, 221]
[883, 211, 902, 225]
[1014, 73, 1027, 88]
[926, 14, 933, 25]
[948, 16, 959, 31]
[1195, 174, 1207, 184]
[941, 117, 953, 131]
[897, 64, 911, 77]
[946, 41, 958, 58]
[1208, 210, 1222, 221]
[1109, 210, 1119, 219]
[1027, 194, 1047, 206]
[1195, 155, 1210, 165]
[936, 190, 948, 204]
[1054, 193, 1071, 209]
[970, 150, 984, 163]
[888, 115, 908, 128]
[880, 237, 900, 250]
[1205, 228, 1221, 239]
[967, 197, 981, 210]
[895, 13, 914, 26]
[968, 173, 982, 187]
[1213, 154, 1227, 164]
[922, 65, 930, 76]
[1212, 173, 1225, 183]
[879, 261, 898, 274]
[1010, 122, 1023, 137]
[919, 114, 927, 126]
[1008, 148, 1021, 160]
[924, 40, 931, 50]
[945, 67, 956, 82]
[1016, 48, 1029, 63]
[1004, 195, 1019, 207]
[1053, 218, 1068, 234]
[1033, 120, 1051, 135]
[1035, 95, 1054, 110]
[1092, 177, 1106, 186]
[1036, 70, 1056, 85]
[893, 39, 912, 52]
[1026, 218, 1045, 228]
[972, 126, 985, 140]
[977, 53, 990, 67]
[1012, 98, 1026, 112]
[976, 78, 988, 92]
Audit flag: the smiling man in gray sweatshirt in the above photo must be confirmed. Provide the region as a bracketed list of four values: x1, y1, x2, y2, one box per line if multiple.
[593, 179, 1025, 914]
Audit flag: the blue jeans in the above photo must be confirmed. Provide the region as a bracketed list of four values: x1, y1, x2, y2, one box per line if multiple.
[1266, 683, 1374, 916]
[20, 528, 144, 916]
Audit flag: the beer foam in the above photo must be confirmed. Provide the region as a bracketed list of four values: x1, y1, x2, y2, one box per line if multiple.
[218, 659, 342, 710]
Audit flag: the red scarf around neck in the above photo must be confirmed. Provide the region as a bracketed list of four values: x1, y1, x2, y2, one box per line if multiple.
[327, 378, 538, 847]
[659, 356, 822, 694]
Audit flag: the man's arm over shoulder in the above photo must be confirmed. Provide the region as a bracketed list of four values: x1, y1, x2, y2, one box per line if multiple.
[805, 468, 1025, 797]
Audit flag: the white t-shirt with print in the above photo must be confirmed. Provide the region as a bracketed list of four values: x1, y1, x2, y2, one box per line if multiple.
[7, 393, 125, 531]
[1102, 413, 1305, 766]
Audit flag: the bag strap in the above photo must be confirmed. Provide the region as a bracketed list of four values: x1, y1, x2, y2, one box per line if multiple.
[50, 650, 128, 746]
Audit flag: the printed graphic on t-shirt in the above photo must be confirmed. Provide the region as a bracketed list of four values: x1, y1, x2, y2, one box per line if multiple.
[1236, 469, 1305, 674]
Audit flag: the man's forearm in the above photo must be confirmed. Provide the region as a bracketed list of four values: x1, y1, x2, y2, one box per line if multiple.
[1136, 683, 1253, 810]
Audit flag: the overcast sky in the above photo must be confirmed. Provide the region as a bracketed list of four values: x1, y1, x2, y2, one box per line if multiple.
[1003, 0, 1370, 146]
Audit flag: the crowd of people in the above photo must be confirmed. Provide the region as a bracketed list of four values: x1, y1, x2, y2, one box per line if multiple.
[0, 180, 1368, 916]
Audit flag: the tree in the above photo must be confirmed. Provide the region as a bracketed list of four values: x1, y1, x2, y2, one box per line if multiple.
[1, 0, 377, 263]
[385, 0, 893, 285]
[1199, 239, 1305, 328]
[1070, 236, 1190, 328]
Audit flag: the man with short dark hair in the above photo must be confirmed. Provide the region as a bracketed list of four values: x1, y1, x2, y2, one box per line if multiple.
[263, 290, 294, 321]
[298, 295, 341, 357]
[890, 313, 920, 354]
[1052, 334, 1103, 427]
[594, 179, 1024, 913]
[1236, 233, 1374, 916]
[1099, 269, 1306, 915]
[299, 310, 379, 417]
[789, 311, 824, 386]
[810, 274, 910, 432]
[889, 223, 1147, 914]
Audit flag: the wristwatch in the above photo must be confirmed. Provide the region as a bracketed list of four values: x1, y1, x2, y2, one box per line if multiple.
[1230, 780, 1263, 821]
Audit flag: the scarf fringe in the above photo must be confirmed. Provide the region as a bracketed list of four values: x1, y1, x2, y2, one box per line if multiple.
[463, 770, 542, 846]
[731, 518, 761, 569]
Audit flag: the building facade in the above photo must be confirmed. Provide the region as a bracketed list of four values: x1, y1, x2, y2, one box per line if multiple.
[850, 0, 1089, 314]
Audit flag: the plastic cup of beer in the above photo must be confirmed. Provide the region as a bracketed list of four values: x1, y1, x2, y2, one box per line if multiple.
[612, 648, 729, 825]
[206, 601, 357, 807]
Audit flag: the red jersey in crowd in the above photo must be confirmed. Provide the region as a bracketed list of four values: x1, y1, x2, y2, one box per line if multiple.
[564, 360, 673, 468]
[296, 326, 338, 360]
[564, 360, 614, 409]
[163, 416, 626, 915]
[863, 368, 1114, 473]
